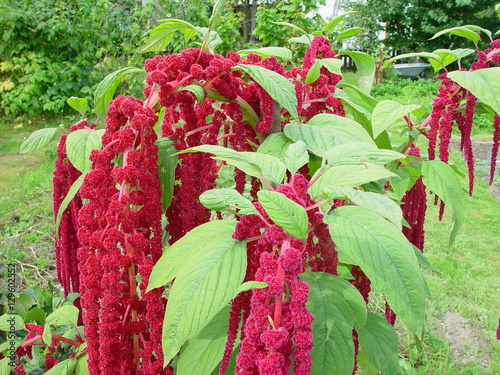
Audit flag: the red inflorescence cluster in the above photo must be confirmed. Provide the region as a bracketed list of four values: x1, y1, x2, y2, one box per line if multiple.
[53, 120, 96, 296]
[225, 174, 340, 375]
[77, 95, 166, 375]
[428, 39, 500, 195]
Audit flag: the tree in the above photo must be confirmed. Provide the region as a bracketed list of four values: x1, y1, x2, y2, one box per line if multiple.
[342, 0, 498, 52]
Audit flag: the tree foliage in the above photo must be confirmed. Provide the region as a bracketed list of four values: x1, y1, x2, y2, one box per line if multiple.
[341, 0, 498, 52]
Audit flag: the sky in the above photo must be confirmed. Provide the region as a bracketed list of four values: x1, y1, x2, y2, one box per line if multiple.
[317, 0, 342, 20]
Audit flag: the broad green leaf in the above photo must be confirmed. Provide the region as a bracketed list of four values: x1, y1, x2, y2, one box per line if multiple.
[336, 80, 378, 109]
[66, 129, 104, 173]
[323, 188, 402, 228]
[381, 52, 442, 70]
[302, 272, 367, 375]
[20, 127, 59, 153]
[180, 84, 205, 102]
[24, 307, 47, 325]
[199, 189, 258, 215]
[44, 358, 77, 375]
[67, 97, 88, 115]
[288, 35, 313, 45]
[184, 145, 286, 185]
[357, 351, 379, 375]
[339, 51, 375, 93]
[448, 68, 500, 114]
[325, 11, 356, 33]
[272, 21, 308, 38]
[430, 48, 475, 72]
[75, 354, 89, 375]
[320, 58, 343, 76]
[148, 220, 237, 291]
[284, 141, 309, 173]
[234, 64, 298, 120]
[430, 25, 482, 44]
[162, 233, 246, 364]
[0, 314, 24, 331]
[257, 133, 293, 159]
[209, 0, 227, 29]
[324, 142, 404, 165]
[284, 124, 339, 157]
[308, 114, 375, 145]
[336, 27, 365, 40]
[194, 27, 222, 52]
[141, 19, 197, 52]
[238, 47, 293, 60]
[421, 160, 464, 244]
[0, 358, 12, 375]
[412, 244, 435, 273]
[177, 306, 231, 375]
[325, 206, 427, 338]
[258, 190, 309, 241]
[156, 137, 178, 210]
[14, 293, 35, 319]
[55, 173, 86, 241]
[333, 90, 372, 133]
[46, 305, 79, 327]
[237, 281, 268, 293]
[306, 60, 322, 84]
[309, 164, 396, 198]
[356, 313, 399, 375]
[372, 100, 421, 138]
[93, 67, 146, 118]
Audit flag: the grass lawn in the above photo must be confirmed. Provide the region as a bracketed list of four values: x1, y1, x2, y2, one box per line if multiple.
[0, 76, 499, 373]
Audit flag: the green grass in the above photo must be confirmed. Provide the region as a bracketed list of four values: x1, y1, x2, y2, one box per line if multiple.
[0, 117, 71, 287]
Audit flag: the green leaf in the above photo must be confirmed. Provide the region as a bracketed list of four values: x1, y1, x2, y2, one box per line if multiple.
[184, 145, 287, 185]
[237, 281, 268, 293]
[288, 35, 313, 45]
[0, 314, 24, 331]
[421, 160, 464, 244]
[323, 188, 402, 228]
[177, 306, 231, 375]
[325, 206, 427, 338]
[180, 85, 205, 102]
[305, 60, 322, 84]
[284, 141, 309, 173]
[356, 313, 399, 375]
[148, 220, 237, 291]
[44, 358, 77, 375]
[156, 137, 178, 210]
[234, 64, 298, 120]
[238, 47, 293, 60]
[46, 305, 79, 327]
[75, 354, 89, 375]
[320, 58, 343, 76]
[24, 307, 47, 325]
[309, 164, 396, 198]
[257, 133, 293, 159]
[258, 190, 309, 240]
[430, 25, 482, 44]
[324, 11, 356, 33]
[209, 0, 227, 29]
[142, 19, 197, 52]
[66, 129, 104, 173]
[302, 272, 367, 375]
[336, 27, 365, 40]
[20, 127, 59, 153]
[0, 358, 12, 375]
[14, 293, 35, 319]
[333, 90, 372, 133]
[272, 21, 308, 38]
[357, 351, 379, 375]
[161, 229, 246, 364]
[339, 51, 375, 93]
[199, 189, 258, 215]
[430, 49, 475, 72]
[308, 114, 375, 145]
[55, 174, 86, 241]
[194, 27, 222, 52]
[448, 68, 500, 114]
[67, 97, 88, 115]
[284, 124, 340, 157]
[93, 67, 146, 119]
[372, 100, 422, 138]
[324, 142, 404, 165]
[381, 52, 442, 70]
